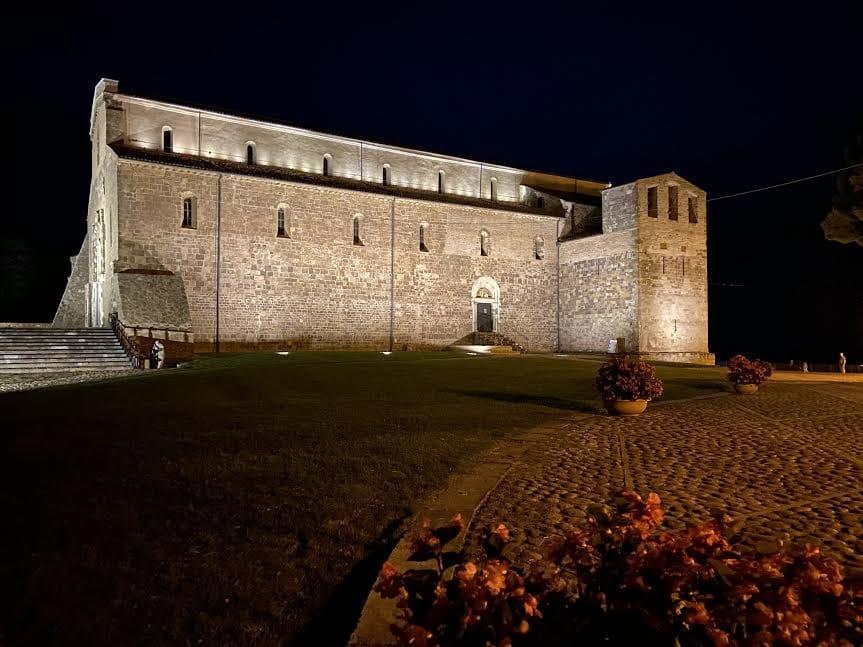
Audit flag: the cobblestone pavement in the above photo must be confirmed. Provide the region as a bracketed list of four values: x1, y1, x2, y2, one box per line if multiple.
[0, 370, 139, 393]
[467, 382, 863, 575]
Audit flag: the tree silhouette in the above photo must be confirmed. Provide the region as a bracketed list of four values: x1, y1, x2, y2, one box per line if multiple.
[821, 132, 863, 246]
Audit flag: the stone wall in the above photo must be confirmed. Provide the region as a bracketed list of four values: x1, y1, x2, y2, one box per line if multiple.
[115, 160, 560, 352]
[52, 233, 89, 328]
[559, 228, 639, 352]
[118, 96, 577, 207]
[113, 271, 192, 331]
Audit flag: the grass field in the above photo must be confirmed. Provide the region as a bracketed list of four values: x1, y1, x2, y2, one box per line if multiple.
[0, 352, 727, 645]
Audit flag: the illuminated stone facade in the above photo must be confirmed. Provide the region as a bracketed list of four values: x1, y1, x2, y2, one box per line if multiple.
[55, 79, 713, 363]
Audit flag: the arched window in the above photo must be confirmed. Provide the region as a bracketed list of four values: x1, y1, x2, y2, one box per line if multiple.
[277, 206, 289, 238]
[490, 177, 498, 201]
[162, 126, 173, 152]
[438, 170, 445, 193]
[382, 164, 391, 186]
[181, 196, 197, 229]
[246, 141, 256, 165]
[353, 215, 364, 246]
[419, 223, 429, 252]
[480, 229, 490, 257]
[323, 154, 332, 176]
[534, 236, 545, 260]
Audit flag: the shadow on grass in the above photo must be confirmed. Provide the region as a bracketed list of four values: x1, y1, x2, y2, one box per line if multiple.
[447, 389, 600, 414]
[292, 512, 408, 646]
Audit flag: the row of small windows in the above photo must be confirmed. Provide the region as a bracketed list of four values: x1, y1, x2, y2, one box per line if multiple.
[647, 185, 699, 223]
[179, 198, 544, 258]
[161, 126, 501, 200]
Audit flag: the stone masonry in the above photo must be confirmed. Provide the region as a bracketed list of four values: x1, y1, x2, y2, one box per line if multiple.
[54, 79, 713, 361]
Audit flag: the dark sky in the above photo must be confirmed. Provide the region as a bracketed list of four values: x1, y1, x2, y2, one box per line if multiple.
[2, 3, 861, 362]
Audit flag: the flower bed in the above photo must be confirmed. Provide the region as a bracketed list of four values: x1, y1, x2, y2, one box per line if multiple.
[594, 356, 664, 402]
[375, 492, 862, 646]
[728, 354, 773, 387]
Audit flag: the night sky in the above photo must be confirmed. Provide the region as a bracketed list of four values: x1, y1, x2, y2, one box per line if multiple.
[2, 3, 861, 363]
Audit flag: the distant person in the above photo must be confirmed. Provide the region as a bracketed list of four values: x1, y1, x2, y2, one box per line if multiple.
[151, 340, 165, 369]
[802, 361, 809, 373]
[789, 359, 795, 370]
[839, 352, 847, 375]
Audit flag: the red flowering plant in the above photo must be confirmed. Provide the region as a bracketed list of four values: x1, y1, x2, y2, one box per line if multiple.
[594, 356, 664, 402]
[373, 492, 862, 646]
[727, 354, 772, 386]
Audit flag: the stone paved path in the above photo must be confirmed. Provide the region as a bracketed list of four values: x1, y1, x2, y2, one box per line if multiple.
[0, 370, 139, 393]
[467, 381, 863, 575]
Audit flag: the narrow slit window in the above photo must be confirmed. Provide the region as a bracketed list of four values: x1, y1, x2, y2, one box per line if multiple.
[534, 236, 545, 260]
[277, 207, 287, 237]
[490, 178, 497, 201]
[688, 195, 698, 223]
[246, 142, 255, 165]
[323, 154, 331, 176]
[353, 216, 363, 246]
[162, 127, 173, 152]
[182, 197, 195, 229]
[382, 165, 391, 186]
[682, 257, 686, 276]
[662, 256, 666, 274]
[438, 170, 445, 193]
[647, 186, 658, 218]
[668, 185, 679, 221]
[419, 224, 429, 252]
[480, 230, 490, 256]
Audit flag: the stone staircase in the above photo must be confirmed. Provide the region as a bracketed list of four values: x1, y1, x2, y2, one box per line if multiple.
[0, 328, 133, 373]
[471, 332, 525, 354]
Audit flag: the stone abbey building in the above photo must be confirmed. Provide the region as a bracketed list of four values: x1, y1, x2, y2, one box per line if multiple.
[54, 79, 713, 363]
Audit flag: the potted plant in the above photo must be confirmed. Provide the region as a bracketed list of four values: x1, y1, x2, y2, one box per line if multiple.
[727, 354, 771, 393]
[594, 356, 664, 415]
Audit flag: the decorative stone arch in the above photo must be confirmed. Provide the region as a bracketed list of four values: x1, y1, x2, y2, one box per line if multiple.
[471, 276, 501, 333]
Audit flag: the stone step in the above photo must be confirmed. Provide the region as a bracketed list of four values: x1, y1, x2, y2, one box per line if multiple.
[0, 364, 131, 374]
[0, 334, 117, 340]
[0, 328, 114, 337]
[488, 346, 518, 355]
[0, 327, 134, 373]
[0, 344, 123, 357]
[1, 354, 128, 363]
[0, 358, 132, 373]
[0, 343, 127, 350]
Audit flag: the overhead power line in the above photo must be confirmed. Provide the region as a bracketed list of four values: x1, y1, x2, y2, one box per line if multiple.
[708, 163, 862, 202]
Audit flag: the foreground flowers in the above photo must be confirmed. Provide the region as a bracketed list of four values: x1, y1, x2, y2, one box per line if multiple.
[374, 492, 862, 646]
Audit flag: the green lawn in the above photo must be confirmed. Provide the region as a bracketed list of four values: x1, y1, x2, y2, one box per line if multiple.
[0, 352, 726, 646]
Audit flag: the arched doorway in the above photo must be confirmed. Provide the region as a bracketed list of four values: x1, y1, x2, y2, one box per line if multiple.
[471, 277, 500, 333]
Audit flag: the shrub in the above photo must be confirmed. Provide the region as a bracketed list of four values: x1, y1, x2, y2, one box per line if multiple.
[594, 356, 664, 401]
[375, 492, 862, 646]
[728, 354, 772, 386]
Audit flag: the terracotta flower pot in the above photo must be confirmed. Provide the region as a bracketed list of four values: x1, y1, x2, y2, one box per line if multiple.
[604, 399, 648, 416]
[734, 383, 759, 394]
